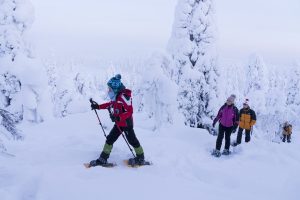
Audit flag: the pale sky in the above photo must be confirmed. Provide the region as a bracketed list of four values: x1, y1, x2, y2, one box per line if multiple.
[30, 0, 300, 65]
[215, 0, 300, 65]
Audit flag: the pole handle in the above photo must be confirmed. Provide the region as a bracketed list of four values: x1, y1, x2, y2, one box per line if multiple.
[90, 98, 97, 105]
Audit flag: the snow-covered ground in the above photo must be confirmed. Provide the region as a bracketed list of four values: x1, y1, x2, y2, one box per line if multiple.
[1, 112, 299, 200]
[1, 1, 300, 200]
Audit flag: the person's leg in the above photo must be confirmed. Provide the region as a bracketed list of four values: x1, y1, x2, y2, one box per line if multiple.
[245, 129, 251, 143]
[89, 125, 121, 166]
[282, 135, 286, 142]
[216, 124, 225, 151]
[236, 128, 243, 145]
[287, 134, 291, 143]
[124, 127, 144, 159]
[224, 127, 233, 150]
[99, 125, 121, 160]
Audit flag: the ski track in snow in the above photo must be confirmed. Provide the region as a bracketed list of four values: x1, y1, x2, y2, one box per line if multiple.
[1, 112, 300, 200]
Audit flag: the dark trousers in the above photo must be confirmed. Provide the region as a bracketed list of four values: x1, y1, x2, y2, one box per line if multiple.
[106, 125, 141, 147]
[282, 135, 291, 142]
[216, 124, 233, 151]
[236, 128, 251, 144]
[100, 125, 142, 159]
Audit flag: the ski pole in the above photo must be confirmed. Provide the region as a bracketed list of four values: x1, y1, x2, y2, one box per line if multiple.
[107, 107, 136, 158]
[90, 98, 107, 139]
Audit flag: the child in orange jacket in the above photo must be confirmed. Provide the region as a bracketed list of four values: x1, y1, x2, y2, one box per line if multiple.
[233, 99, 256, 146]
[282, 122, 292, 143]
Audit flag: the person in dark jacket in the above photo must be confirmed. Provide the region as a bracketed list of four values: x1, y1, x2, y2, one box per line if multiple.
[233, 99, 256, 146]
[211, 94, 239, 157]
[89, 74, 145, 166]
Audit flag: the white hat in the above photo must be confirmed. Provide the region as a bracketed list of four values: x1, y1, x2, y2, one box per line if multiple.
[243, 98, 250, 106]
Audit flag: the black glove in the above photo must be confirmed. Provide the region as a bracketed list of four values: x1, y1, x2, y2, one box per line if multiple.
[110, 114, 120, 122]
[91, 102, 99, 110]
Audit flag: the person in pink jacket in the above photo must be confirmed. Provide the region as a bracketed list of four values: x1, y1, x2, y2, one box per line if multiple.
[211, 95, 239, 157]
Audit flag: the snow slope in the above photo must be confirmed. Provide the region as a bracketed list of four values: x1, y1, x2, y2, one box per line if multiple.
[1, 112, 299, 200]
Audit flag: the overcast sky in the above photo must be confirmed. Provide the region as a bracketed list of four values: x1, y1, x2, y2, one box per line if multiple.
[216, 0, 300, 65]
[30, 0, 300, 65]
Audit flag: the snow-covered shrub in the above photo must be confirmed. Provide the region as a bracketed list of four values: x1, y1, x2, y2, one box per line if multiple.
[44, 60, 105, 117]
[0, 71, 23, 153]
[0, 71, 22, 117]
[0, 108, 22, 139]
[0, 108, 22, 155]
[45, 62, 79, 117]
[134, 53, 178, 129]
[167, 0, 219, 127]
[45, 54, 177, 129]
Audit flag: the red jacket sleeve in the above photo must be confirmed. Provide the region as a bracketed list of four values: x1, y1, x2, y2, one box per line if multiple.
[98, 102, 112, 110]
[118, 95, 133, 121]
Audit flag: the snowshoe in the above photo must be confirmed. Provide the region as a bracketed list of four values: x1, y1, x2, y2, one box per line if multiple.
[124, 158, 152, 168]
[84, 158, 116, 168]
[222, 149, 231, 156]
[211, 149, 221, 157]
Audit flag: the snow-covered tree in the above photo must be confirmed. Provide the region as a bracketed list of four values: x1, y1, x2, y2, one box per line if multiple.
[244, 54, 268, 115]
[286, 65, 300, 120]
[0, 73, 23, 139]
[259, 68, 288, 136]
[135, 54, 178, 130]
[0, 0, 52, 154]
[286, 66, 300, 108]
[0, 0, 34, 118]
[0, 71, 23, 152]
[0, 72, 22, 115]
[0, 0, 38, 123]
[44, 60, 104, 117]
[266, 68, 287, 115]
[167, 0, 219, 127]
[220, 63, 245, 108]
[0, 0, 34, 61]
[0, 108, 22, 139]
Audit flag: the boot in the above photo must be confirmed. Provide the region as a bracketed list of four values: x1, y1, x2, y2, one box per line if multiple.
[89, 157, 107, 167]
[211, 149, 221, 157]
[128, 154, 145, 166]
[222, 149, 231, 156]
